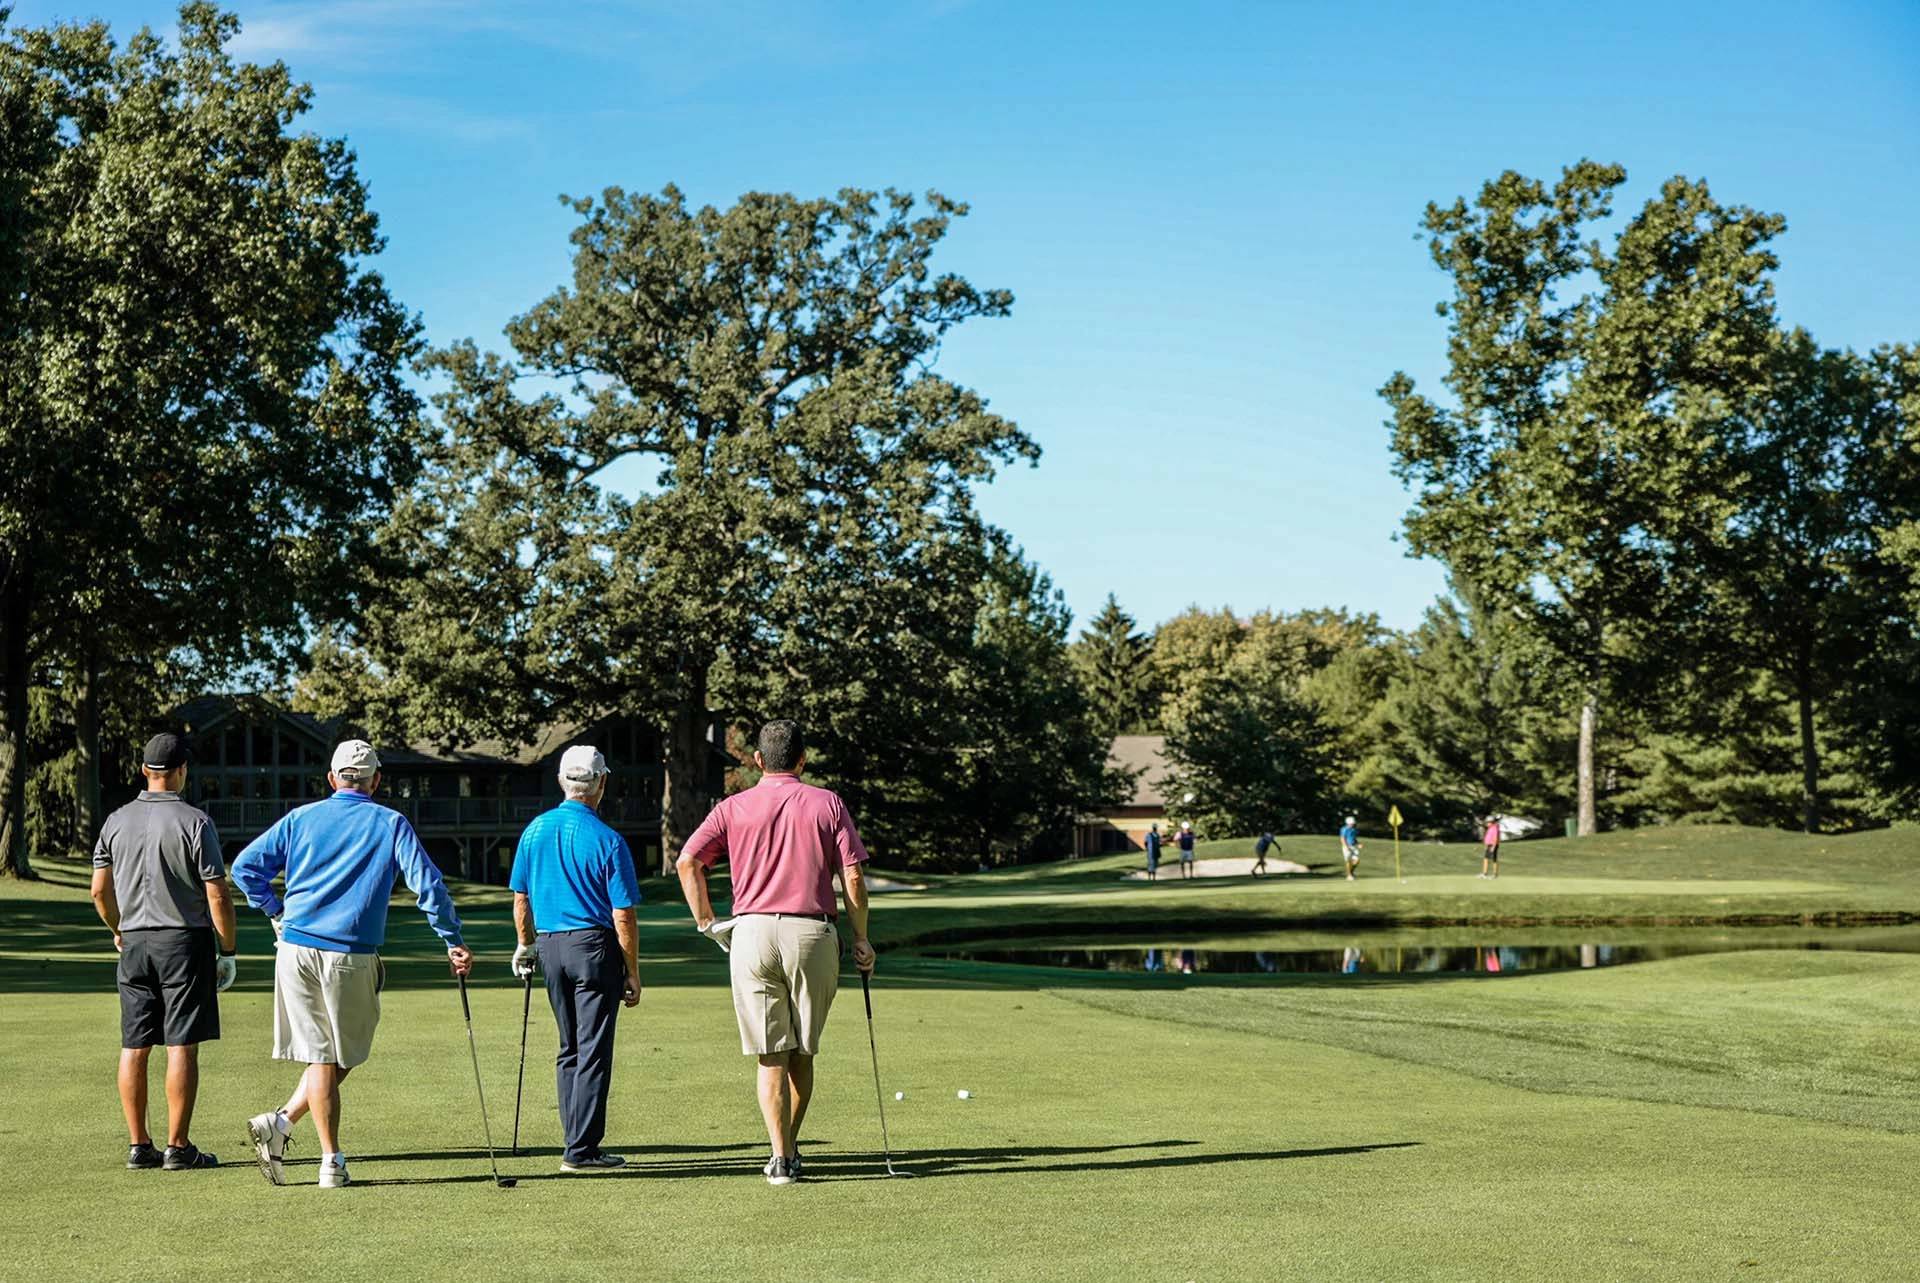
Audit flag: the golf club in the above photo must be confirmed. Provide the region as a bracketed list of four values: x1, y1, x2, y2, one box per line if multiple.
[511, 970, 533, 1155]
[457, 972, 517, 1188]
[860, 971, 912, 1178]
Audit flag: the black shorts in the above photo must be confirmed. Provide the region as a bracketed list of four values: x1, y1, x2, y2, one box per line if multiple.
[119, 928, 220, 1048]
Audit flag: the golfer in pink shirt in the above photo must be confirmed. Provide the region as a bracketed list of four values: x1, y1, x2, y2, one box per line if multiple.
[676, 719, 875, 1185]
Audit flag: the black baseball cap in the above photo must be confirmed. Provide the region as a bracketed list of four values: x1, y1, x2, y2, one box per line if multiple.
[142, 733, 190, 771]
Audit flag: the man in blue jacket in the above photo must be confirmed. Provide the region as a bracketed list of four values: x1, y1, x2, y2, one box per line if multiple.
[509, 745, 642, 1173]
[232, 739, 473, 1188]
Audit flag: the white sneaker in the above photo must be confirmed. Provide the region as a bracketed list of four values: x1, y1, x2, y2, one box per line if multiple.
[319, 1154, 350, 1188]
[247, 1111, 290, 1186]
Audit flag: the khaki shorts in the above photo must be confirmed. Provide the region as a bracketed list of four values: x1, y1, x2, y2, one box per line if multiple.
[274, 943, 384, 1068]
[729, 914, 840, 1057]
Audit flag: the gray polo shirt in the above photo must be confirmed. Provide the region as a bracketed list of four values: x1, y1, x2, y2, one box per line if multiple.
[92, 791, 225, 931]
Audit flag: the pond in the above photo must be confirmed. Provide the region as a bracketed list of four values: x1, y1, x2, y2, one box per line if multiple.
[928, 928, 1920, 976]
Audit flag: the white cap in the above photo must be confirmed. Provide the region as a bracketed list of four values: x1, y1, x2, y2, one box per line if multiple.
[1346, 816, 1356, 825]
[331, 739, 381, 776]
[559, 745, 610, 783]
[1181, 820, 1192, 830]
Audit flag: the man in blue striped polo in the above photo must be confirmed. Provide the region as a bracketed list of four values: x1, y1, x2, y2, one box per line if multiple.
[509, 745, 642, 1173]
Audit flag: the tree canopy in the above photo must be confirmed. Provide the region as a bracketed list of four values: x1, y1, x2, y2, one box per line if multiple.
[0, 3, 421, 875]
[1383, 162, 1785, 834]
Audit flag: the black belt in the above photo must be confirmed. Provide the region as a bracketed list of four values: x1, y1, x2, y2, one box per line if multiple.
[759, 912, 835, 923]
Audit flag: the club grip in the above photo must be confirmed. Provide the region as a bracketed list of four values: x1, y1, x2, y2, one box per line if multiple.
[458, 972, 472, 1022]
[861, 970, 872, 1020]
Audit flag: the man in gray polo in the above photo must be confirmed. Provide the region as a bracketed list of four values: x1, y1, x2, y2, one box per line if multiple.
[90, 732, 238, 1171]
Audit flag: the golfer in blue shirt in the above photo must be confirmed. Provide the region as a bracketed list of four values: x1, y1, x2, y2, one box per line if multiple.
[232, 740, 471, 1188]
[509, 745, 642, 1173]
[1340, 816, 1362, 881]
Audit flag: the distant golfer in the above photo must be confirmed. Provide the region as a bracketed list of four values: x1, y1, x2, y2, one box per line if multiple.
[89, 732, 237, 1171]
[509, 745, 642, 1173]
[232, 740, 472, 1189]
[1176, 821, 1197, 879]
[1143, 823, 1162, 881]
[1480, 817, 1501, 879]
[676, 719, 875, 1186]
[1252, 832, 1275, 876]
[1340, 816, 1361, 880]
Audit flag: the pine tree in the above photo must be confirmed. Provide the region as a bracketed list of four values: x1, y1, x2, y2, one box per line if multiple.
[1068, 595, 1157, 739]
[1374, 589, 1572, 835]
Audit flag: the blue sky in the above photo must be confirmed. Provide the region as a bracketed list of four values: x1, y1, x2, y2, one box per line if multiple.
[16, 0, 1920, 631]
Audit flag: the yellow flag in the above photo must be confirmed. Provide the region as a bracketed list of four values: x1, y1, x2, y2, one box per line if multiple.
[1388, 804, 1403, 828]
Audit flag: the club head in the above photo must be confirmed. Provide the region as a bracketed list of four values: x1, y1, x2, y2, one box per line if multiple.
[884, 1162, 915, 1178]
[496, 1177, 518, 1188]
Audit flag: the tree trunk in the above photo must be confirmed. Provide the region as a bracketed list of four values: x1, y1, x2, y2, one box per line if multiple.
[1576, 688, 1598, 837]
[75, 649, 102, 853]
[659, 662, 711, 876]
[0, 567, 34, 878]
[1795, 642, 1820, 835]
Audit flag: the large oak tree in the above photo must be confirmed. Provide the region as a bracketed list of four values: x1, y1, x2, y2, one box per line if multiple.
[1382, 162, 1782, 834]
[0, 4, 421, 875]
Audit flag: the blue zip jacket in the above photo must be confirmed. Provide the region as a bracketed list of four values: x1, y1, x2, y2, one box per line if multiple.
[232, 790, 464, 953]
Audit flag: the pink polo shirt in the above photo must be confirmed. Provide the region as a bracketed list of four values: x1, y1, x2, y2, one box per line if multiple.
[683, 773, 869, 916]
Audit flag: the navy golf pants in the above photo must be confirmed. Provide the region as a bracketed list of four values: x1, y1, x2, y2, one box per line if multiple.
[537, 927, 623, 1163]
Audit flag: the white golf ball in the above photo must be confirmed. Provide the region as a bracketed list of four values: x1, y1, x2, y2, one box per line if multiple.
[957, 1089, 972, 1099]
[895, 1091, 904, 1101]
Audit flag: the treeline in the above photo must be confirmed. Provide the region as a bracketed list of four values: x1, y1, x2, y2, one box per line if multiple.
[0, 6, 1119, 876]
[1084, 166, 1920, 842]
[6, 10, 1916, 877]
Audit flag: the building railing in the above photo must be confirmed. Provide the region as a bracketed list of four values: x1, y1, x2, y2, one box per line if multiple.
[203, 795, 661, 834]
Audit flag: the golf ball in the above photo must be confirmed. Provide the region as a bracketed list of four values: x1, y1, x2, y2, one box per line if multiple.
[895, 1091, 905, 1101]
[957, 1089, 972, 1099]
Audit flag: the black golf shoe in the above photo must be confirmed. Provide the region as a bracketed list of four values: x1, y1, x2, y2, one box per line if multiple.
[126, 1143, 163, 1170]
[560, 1151, 627, 1172]
[163, 1144, 218, 1170]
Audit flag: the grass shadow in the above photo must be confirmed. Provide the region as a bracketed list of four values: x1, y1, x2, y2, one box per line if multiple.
[334, 1138, 1421, 1185]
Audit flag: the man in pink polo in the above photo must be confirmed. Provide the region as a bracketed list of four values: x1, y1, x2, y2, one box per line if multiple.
[676, 719, 875, 1185]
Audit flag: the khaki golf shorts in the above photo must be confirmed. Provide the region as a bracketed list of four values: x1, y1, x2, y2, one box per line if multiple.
[730, 914, 839, 1057]
[274, 943, 384, 1068]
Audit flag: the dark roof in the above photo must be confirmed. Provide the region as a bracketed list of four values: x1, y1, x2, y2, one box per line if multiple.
[172, 695, 724, 773]
[1107, 735, 1169, 808]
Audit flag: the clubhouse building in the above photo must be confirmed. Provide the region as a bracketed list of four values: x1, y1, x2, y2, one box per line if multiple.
[167, 696, 729, 883]
[1072, 734, 1171, 857]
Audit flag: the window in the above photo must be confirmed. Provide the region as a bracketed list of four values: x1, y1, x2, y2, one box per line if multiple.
[224, 726, 245, 766]
[251, 725, 273, 767]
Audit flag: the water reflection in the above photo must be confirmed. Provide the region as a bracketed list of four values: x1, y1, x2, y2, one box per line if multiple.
[931, 932, 1919, 976]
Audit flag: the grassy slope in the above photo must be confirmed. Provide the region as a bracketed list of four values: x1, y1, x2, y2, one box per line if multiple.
[4, 828, 1918, 1279]
[867, 825, 1920, 946]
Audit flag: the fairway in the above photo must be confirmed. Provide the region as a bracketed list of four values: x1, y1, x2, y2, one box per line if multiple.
[5, 838, 1919, 1282]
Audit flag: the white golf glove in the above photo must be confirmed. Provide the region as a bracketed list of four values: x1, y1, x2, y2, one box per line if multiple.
[511, 942, 538, 979]
[215, 955, 237, 992]
[698, 917, 737, 953]
[269, 915, 286, 942]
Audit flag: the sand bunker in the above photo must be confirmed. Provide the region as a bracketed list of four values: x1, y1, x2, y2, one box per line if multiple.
[1122, 856, 1309, 880]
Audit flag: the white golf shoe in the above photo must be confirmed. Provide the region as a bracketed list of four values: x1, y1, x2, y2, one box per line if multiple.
[247, 1110, 291, 1186]
[318, 1153, 350, 1188]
